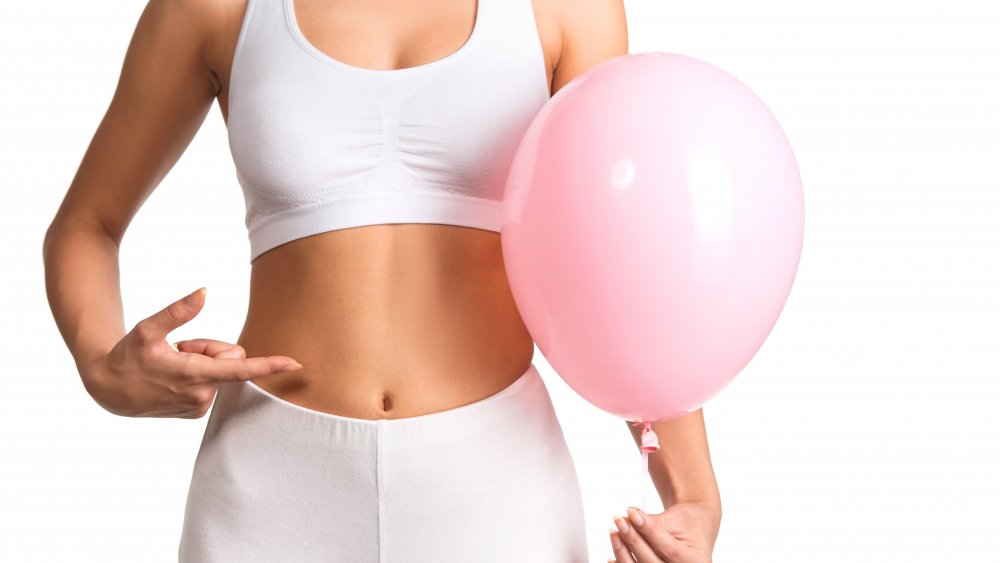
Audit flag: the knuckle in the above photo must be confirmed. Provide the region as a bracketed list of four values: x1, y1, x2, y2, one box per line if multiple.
[185, 385, 214, 407]
[164, 301, 186, 323]
[232, 366, 253, 381]
[197, 389, 217, 406]
[132, 321, 155, 343]
[178, 354, 203, 380]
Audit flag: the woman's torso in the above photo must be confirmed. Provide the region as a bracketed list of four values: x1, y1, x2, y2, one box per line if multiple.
[205, 0, 562, 420]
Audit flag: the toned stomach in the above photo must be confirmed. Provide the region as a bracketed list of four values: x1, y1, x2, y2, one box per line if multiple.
[234, 223, 536, 420]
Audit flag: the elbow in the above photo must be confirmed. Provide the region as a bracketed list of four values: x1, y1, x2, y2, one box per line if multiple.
[42, 223, 59, 263]
[42, 219, 70, 263]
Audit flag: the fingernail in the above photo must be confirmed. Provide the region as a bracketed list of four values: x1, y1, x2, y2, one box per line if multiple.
[613, 515, 629, 534]
[609, 528, 622, 549]
[627, 506, 644, 526]
[281, 363, 304, 372]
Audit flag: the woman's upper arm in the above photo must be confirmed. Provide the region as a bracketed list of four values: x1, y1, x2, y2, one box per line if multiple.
[46, 0, 221, 244]
[550, 0, 628, 96]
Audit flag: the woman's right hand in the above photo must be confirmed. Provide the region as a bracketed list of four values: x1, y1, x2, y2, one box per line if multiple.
[84, 287, 303, 418]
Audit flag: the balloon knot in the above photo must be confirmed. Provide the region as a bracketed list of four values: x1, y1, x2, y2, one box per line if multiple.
[630, 419, 660, 453]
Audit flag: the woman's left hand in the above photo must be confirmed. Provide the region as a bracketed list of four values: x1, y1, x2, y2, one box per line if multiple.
[609, 500, 721, 562]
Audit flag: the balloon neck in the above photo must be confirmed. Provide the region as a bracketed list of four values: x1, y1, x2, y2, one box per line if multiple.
[630, 419, 660, 453]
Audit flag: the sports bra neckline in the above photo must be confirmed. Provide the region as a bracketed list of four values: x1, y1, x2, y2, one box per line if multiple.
[283, 0, 485, 77]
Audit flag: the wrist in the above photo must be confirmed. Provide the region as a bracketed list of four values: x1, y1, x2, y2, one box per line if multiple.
[666, 481, 721, 508]
[670, 491, 722, 524]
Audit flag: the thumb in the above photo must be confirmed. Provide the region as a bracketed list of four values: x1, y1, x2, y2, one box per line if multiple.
[143, 287, 207, 337]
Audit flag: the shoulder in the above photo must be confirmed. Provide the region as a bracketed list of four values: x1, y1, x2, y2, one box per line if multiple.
[117, 0, 237, 94]
[136, 0, 235, 39]
[138, 0, 250, 94]
[547, 0, 628, 95]
[149, 0, 252, 91]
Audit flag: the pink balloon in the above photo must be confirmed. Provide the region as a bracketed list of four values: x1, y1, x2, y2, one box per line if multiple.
[501, 52, 804, 425]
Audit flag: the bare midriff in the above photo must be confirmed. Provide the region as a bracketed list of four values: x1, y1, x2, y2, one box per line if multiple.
[236, 225, 536, 420]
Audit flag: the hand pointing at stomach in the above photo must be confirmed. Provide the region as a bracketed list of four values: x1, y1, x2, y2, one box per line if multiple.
[84, 286, 303, 418]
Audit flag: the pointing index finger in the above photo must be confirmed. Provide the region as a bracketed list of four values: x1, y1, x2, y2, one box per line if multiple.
[185, 354, 303, 383]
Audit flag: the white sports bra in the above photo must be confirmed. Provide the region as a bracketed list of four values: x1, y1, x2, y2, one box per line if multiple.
[226, 0, 551, 262]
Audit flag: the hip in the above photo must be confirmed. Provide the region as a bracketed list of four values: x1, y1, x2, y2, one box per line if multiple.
[178, 362, 590, 562]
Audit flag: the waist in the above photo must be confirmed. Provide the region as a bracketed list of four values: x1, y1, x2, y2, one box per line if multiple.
[234, 224, 535, 419]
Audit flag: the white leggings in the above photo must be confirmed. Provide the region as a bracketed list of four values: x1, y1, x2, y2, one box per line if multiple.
[177, 363, 590, 562]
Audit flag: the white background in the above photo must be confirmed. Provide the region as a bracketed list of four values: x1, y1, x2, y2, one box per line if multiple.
[2, 0, 998, 561]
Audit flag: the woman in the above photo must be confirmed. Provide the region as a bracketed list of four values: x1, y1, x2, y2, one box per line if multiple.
[42, 0, 721, 560]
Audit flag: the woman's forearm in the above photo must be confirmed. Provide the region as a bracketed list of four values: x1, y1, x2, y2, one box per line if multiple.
[42, 221, 128, 388]
[626, 408, 721, 509]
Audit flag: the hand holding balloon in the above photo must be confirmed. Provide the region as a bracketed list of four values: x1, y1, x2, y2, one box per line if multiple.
[610, 504, 720, 563]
